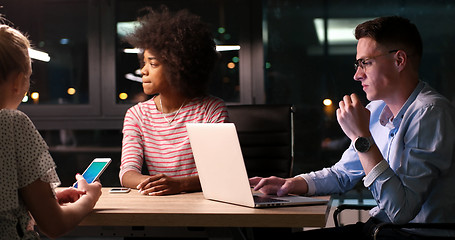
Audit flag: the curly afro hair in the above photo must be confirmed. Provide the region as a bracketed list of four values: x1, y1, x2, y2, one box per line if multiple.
[126, 6, 219, 98]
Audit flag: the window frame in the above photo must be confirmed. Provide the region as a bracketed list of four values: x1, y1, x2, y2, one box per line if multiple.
[19, 0, 263, 130]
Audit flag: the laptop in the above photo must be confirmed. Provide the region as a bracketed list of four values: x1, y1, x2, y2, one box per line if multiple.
[186, 123, 328, 208]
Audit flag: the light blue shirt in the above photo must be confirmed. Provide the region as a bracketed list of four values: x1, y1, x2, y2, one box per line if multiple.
[299, 82, 455, 232]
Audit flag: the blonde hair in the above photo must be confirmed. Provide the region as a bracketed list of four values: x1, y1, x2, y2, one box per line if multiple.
[0, 24, 31, 83]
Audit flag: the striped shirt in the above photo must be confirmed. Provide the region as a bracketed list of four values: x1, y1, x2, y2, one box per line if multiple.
[119, 95, 228, 184]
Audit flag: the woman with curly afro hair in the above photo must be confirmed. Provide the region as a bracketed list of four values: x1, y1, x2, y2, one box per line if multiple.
[119, 6, 229, 196]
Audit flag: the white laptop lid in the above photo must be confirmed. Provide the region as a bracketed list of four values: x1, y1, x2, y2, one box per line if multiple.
[186, 123, 328, 208]
[186, 123, 256, 207]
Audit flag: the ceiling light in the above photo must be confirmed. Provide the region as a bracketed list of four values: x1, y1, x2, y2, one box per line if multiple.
[216, 45, 241, 51]
[313, 18, 373, 45]
[28, 48, 50, 62]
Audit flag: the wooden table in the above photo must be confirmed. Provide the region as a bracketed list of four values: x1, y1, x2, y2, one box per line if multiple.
[79, 188, 331, 228]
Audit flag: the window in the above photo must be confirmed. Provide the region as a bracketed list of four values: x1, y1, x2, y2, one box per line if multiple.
[4, 0, 90, 106]
[6, 0, 256, 129]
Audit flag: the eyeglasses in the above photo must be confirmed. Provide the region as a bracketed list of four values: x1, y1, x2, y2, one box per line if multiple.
[354, 50, 398, 71]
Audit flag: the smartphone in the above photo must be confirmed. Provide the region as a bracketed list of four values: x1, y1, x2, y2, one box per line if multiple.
[73, 158, 112, 188]
[109, 187, 131, 193]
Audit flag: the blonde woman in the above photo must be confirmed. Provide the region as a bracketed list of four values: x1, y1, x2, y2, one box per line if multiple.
[0, 23, 102, 239]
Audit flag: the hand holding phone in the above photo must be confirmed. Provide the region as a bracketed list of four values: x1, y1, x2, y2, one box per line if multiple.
[73, 158, 111, 188]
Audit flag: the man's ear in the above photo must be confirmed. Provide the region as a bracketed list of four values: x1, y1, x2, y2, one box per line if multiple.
[394, 50, 407, 72]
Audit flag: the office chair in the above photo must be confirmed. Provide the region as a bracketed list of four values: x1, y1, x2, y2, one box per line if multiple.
[227, 104, 295, 178]
[333, 204, 455, 240]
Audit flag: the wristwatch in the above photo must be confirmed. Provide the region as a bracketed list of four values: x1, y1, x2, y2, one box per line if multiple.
[354, 136, 374, 153]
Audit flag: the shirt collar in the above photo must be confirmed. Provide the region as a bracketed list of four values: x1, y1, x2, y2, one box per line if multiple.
[379, 81, 425, 128]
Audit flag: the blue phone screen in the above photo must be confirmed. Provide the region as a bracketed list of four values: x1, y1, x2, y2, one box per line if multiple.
[74, 161, 108, 188]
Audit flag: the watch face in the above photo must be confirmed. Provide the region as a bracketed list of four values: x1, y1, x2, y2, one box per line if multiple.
[355, 137, 371, 152]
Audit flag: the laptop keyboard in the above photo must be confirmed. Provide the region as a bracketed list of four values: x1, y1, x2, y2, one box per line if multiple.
[253, 195, 289, 203]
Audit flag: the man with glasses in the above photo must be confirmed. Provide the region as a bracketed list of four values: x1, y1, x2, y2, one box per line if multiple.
[250, 16, 455, 239]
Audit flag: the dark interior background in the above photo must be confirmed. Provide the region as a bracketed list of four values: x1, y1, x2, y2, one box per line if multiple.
[1, 0, 454, 187]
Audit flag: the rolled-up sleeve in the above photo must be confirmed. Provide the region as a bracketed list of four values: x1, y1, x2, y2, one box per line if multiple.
[296, 145, 365, 196]
[363, 159, 389, 187]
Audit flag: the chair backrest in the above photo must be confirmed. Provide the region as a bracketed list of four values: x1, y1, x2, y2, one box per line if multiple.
[226, 104, 295, 178]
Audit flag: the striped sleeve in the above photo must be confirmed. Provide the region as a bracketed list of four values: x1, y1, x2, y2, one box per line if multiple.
[204, 96, 229, 123]
[119, 105, 145, 184]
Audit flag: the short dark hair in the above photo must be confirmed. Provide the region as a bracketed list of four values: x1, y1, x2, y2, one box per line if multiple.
[126, 6, 219, 98]
[355, 16, 423, 70]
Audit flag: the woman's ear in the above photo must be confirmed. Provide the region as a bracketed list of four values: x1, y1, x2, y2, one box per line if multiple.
[11, 72, 26, 93]
[0, 72, 27, 109]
